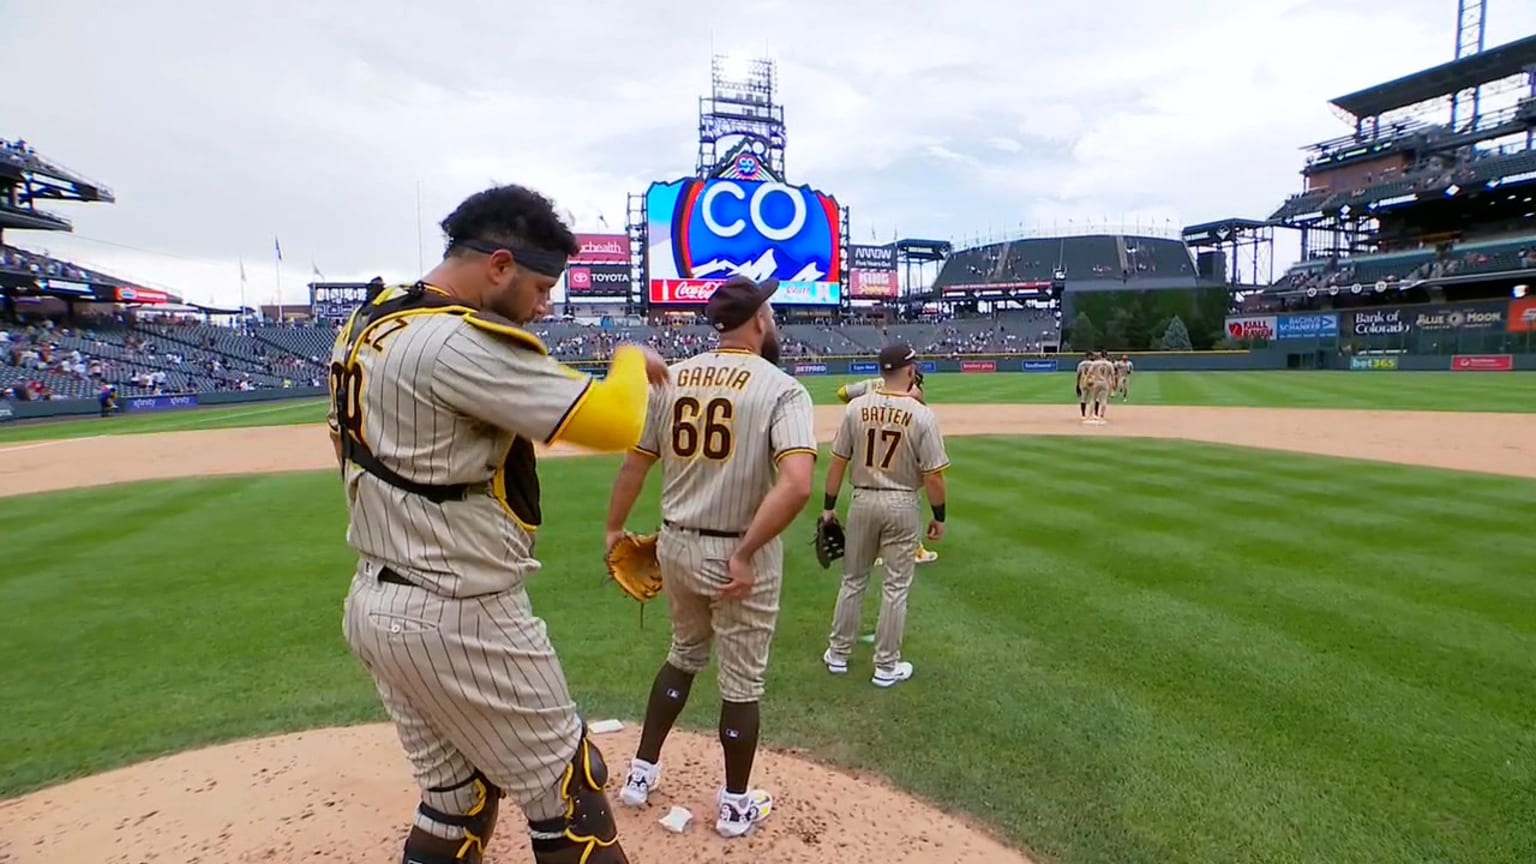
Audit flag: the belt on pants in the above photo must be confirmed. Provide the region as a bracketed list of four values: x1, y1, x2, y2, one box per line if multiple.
[663, 520, 743, 539]
[377, 566, 417, 587]
[853, 486, 918, 493]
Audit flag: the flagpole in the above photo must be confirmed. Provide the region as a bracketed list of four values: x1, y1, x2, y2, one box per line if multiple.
[239, 257, 247, 323]
[416, 180, 425, 274]
[275, 237, 284, 324]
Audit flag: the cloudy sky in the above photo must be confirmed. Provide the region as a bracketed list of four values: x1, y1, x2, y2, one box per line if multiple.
[4, 0, 1535, 308]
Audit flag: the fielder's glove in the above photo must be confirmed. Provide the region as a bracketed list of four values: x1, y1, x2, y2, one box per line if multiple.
[813, 515, 846, 569]
[914, 370, 925, 389]
[605, 532, 663, 603]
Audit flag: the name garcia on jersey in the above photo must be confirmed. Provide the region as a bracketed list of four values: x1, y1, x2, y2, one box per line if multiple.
[675, 365, 753, 391]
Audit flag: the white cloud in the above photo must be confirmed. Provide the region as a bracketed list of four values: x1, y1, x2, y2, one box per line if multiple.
[3, 0, 1534, 307]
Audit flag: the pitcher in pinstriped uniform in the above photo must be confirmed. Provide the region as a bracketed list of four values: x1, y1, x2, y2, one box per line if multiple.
[329, 185, 668, 864]
[820, 344, 949, 687]
[604, 275, 817, 839]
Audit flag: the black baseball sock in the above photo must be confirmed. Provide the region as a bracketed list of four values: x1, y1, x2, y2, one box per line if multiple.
[1079, 401, 1087, 417]
[719, 700, 761, 794]
[635, 662, 695, 764]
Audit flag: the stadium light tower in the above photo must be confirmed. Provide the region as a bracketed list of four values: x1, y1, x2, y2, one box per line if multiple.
[1451, 0, 1488, 130]
[697, 53, 787, 179]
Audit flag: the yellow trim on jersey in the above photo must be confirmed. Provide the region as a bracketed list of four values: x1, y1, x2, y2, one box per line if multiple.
[713, 348, 754, 355]
[774, 447, 818, 463]
[547, 345, 648, 451]
[461, 313, 549, 355]
[631, 444, 660, 458]
[876, 389, 917, 399]
[829, 448, 852, 461]
[490, 462, 539, 533]
[920, 462, 951, 475]
[835, 384, 852, 403]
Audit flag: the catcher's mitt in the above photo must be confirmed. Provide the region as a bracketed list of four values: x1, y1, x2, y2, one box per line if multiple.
[813, 516, 846, 569]
[605, 532, 663, 603]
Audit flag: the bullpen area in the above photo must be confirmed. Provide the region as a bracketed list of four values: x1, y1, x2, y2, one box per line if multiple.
[2, 370, 1533, 864]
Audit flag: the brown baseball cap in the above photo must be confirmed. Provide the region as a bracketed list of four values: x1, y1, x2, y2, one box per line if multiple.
[705, 275, 780, 332]
[878, 343, 918, 371]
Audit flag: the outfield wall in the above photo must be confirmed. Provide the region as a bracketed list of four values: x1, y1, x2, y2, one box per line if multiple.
[5, 353, 1535, 424]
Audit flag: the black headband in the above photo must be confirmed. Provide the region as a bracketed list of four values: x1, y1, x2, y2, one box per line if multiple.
[453, 238, 569, 277]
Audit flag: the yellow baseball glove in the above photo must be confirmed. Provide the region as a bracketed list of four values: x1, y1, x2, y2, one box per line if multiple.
[605, 532, 663, 603]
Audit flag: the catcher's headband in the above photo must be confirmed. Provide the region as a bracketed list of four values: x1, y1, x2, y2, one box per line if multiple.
[451, 238, 569, 278]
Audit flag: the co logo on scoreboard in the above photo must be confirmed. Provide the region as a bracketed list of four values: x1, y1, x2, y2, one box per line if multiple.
[700, 181, 807, 241]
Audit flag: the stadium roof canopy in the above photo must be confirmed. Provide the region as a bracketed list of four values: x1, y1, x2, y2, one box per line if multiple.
[1329, 33, 1536, 119]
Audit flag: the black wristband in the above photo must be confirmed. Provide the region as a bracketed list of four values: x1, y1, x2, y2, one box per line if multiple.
[824, 493, 838, 511]
[931, 503, 946, 522]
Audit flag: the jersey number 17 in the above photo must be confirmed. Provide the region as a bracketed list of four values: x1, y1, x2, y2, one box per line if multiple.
[864, 428, 903, 469]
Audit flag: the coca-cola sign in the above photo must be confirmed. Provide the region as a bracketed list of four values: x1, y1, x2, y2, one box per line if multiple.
[571, 233, 628, 264]
[648, 278, 841, 306]
[650, 279, 721, 303]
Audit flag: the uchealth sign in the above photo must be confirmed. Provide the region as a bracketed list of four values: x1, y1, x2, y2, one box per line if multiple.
[571, 233, 628, 264]
[1225, 315, 1276, 340]
[648, 278, 840, 306]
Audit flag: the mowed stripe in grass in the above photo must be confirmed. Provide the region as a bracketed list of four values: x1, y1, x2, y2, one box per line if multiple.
[5, 371, 1534, 444]
[3, 439, 1533, 863]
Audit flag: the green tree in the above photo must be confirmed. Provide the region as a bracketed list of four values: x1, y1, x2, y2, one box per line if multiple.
[1104, 307, 1133, 351]
[1067, 312, 1100, 352]
[1161, 315, 1193, 351]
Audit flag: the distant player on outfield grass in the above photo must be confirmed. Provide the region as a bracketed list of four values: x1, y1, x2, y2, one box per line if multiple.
[1115, 354, 1133, 401]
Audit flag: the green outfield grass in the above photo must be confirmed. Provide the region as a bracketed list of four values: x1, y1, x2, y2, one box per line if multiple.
[3, 370, 1534, 444]
[4, 439, 1533, 864]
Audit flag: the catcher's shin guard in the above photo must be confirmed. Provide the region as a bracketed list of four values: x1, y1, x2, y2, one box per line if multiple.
[400, 769, 504, 863]
[527, 731, 630, 863]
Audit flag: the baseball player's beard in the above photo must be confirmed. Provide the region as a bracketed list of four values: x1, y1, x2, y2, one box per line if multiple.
[759, 332, 781, 366]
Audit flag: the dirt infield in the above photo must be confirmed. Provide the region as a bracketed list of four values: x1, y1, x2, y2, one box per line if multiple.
[0, 402, 1527, 864]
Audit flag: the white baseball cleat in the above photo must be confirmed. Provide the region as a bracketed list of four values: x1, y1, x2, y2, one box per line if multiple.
[716, 787, 773, 838]
[916, 547, 938, 564]
[618, 758, 660, 807]
[872, 660, 914, 688]
[822, 648, 848, 675]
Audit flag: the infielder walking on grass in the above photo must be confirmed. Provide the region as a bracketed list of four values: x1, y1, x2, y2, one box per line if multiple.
[329, 184, 667, 864]
[604, 275, 817, 839]
[820, 344, 949, 687]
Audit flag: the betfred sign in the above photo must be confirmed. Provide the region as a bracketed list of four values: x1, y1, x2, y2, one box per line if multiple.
[565, 264, 631, 295]
[571, 233, 628, 264]
[648, 278, 840, 306]
[849, 269, 898, 299]
[1451, 354, 1513, 372]
[960, 360, 996, 373]
[1225, 315, 1276, 340]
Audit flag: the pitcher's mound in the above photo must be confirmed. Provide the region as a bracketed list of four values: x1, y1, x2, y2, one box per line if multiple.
[0, 723, 1033, 864]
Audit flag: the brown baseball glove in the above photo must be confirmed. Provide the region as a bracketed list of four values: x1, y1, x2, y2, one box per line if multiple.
[605, 532, 663, 603]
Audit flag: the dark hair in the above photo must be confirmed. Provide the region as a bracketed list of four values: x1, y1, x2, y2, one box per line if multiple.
[439, 184, 579, 258]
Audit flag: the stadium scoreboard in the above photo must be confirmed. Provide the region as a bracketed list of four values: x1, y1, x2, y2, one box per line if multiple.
[309, 282, 376, 321]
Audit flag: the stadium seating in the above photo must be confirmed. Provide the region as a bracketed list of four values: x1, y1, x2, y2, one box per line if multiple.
[938, 234, 1194, 288]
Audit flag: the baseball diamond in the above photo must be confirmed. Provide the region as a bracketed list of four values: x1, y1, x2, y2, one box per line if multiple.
[2, 371, 1535, 864]
[7, 12, 1536, 863]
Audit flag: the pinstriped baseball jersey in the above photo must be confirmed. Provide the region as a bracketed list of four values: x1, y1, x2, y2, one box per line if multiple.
[635, 348, 817, 533]
[831, 390, 949, 491]
[327, 293, 591, 598]
[826, 390, 946, 672]
[1087, 358, 1115, 390]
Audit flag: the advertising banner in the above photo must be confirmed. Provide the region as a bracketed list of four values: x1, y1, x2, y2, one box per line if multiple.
[1410, 302, 1506, 332]
[1507, 298, 1536, 333]
[648, 278, 840, 306]
[1349, 356, 1399, 370]
[1021, 359, 1059, 372]
[960, 360, 996, 373]
[943, 280, 1053, 293]
[1225, 315, 1277, 340]
[0, 403, 13, 423]
[848, 361, 879, 374]
[127, 394, 199, 411]
[849, 269, 898, 299]
[792, 363, 828, 375]
[849, 244, 896, 271]
[565, 264, 632, 295]
[571, 233, 629, 265]
[644, 177, 842, 303]
[115, 286, 171, 304]
[1275, 313, 1338, 340]
[1345, 308, 1411, 336]
[917, 360, 937, 374]
[1451, 354, 1513, 371]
